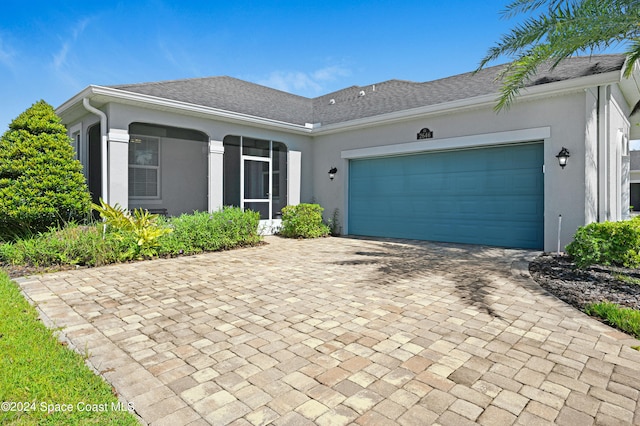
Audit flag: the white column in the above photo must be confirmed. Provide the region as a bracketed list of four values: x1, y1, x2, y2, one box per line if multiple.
[107, 129, 130, 208]
[209, 140, 224, 212]
[287, 150, 301, 206]
[598, 85, 611, 221]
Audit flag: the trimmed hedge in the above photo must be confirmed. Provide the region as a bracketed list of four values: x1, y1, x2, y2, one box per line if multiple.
[158, 207, 261, 255]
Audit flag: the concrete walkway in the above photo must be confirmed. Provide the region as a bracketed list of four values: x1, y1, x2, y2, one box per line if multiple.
[15, 236, 640, 425]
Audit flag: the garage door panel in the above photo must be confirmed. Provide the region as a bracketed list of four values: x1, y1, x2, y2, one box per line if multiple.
[348, 143, 544, 249]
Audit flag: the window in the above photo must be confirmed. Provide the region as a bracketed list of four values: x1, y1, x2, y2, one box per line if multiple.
[69, 123, 81, 162]
[70, 132, 80, 160]
[129, 136, 160, 198]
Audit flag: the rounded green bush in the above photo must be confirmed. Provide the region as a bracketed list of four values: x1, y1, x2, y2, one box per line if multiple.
[0, 101, 91, 240]
[566, 217, 640, 268]
[280, 203, 330, 238]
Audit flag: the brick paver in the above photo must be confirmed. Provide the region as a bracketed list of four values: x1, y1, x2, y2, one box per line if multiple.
[14, 236, 640, 425]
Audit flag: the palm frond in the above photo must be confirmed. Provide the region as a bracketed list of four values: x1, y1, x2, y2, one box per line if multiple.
[623, 39, 640, 77]
[481, 0, 640, 110]
[494, 45, 552, 111]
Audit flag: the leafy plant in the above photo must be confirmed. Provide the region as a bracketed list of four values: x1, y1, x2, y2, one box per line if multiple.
[477, 0, 640, 111]
[0, 208, 262, 269]
[158, 207, 260, 255]
[93, 199, 172, 258]
[0, 223, 134, 267]
[325, 208, 342, 236]
[0, 101, 91, 240]
[614, 273, 640, 286]
[585, 301, 640, 339]
[280, 203, 330, 238]
[566, 217, 640, 268]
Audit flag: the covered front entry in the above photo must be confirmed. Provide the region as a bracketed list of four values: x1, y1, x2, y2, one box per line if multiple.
[348, 142, 544, 249]
[223, 135, 288, 225]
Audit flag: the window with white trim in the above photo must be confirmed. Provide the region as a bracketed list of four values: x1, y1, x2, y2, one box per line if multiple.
[68, 123, 81, 161]
[128, 135, 160, 198]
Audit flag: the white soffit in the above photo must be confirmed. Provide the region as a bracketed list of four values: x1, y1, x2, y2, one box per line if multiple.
[341, 127, 551, 159]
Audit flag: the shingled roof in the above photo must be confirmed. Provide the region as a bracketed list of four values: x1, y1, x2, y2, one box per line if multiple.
[111, 54, 626, 127]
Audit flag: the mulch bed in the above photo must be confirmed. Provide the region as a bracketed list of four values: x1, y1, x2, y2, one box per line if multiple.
[529, 253, 640, 311]
[2, 263, 83, 279]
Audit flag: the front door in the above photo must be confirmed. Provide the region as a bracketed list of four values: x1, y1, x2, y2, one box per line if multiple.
[223, 135, 288, 232]
[242, 156, 271, 219]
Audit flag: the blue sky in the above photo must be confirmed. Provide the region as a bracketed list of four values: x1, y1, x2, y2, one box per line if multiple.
[0, 0, 629, 131]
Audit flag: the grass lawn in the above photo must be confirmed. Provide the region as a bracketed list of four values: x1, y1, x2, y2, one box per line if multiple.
[585, 301, 640, 340]
[0, 271, 139, 425]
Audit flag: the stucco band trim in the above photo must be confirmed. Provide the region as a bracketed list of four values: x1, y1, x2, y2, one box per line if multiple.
[340, 127, 552, 160]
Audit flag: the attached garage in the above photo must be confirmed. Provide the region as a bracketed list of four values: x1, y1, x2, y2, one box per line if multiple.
[348, 142, 544, 249]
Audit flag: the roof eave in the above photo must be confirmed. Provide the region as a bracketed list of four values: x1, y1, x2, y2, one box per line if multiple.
[57, 68, 626, 137]
[56, 85, 314, 135]
[312, 70, 624, 136]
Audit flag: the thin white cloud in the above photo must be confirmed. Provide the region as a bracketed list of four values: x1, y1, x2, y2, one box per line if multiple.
[259, 65, 351, 96]
[0, 37, 15, 68]
[157, 38, 201, 76]
[72, 18, 90, 39]
[51, 17, 90, 71]
[260, 71, 322, 93]
[312, 65, 351, 82]
[52, 42, 70, 69]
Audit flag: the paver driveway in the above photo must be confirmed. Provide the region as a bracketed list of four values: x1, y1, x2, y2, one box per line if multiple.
[15, 236, 640, 425]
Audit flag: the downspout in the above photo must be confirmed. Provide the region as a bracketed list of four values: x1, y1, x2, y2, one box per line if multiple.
[82, 98, 109, 204]
[597, 86, 601, 222]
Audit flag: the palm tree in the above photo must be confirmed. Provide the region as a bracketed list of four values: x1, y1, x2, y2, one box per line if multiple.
[478, 0, 640, 111]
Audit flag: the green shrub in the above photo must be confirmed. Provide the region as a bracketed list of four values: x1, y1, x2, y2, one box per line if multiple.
[0, 223, 134, 267]
[0, 101, 91, 240]
[0, 208, 261, 269]
[158, 207, 261, 255]
[93, 200, 172, 258]
[280, 203, 330, 238]
[566, 217, 640, 268]
[325, 208, 341, 236]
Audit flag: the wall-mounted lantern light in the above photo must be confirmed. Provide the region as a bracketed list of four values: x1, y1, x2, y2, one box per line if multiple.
[328, 167, 338, 180]
[556, 147, 570, 169]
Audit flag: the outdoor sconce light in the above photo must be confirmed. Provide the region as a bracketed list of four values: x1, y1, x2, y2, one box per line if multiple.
[328, 167, 338, 180]
[556, 147, 570, 169]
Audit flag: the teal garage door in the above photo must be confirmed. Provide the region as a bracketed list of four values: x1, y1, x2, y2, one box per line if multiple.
[348, 143, 544, 249]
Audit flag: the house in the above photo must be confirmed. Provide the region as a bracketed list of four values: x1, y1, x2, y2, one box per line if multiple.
[56, 54, 640, 251]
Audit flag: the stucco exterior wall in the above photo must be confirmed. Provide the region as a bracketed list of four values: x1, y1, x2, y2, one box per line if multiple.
[310, 91, 590, 252]
[105, 103, 315, 205]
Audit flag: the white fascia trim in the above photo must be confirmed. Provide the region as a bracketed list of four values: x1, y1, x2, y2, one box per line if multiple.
[57, 70, 621, 137]
[57, 87, 95, 116]
[318, 71, 622, 136]
[59, 86, 313, 135]
[341, 127, 551, 159]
